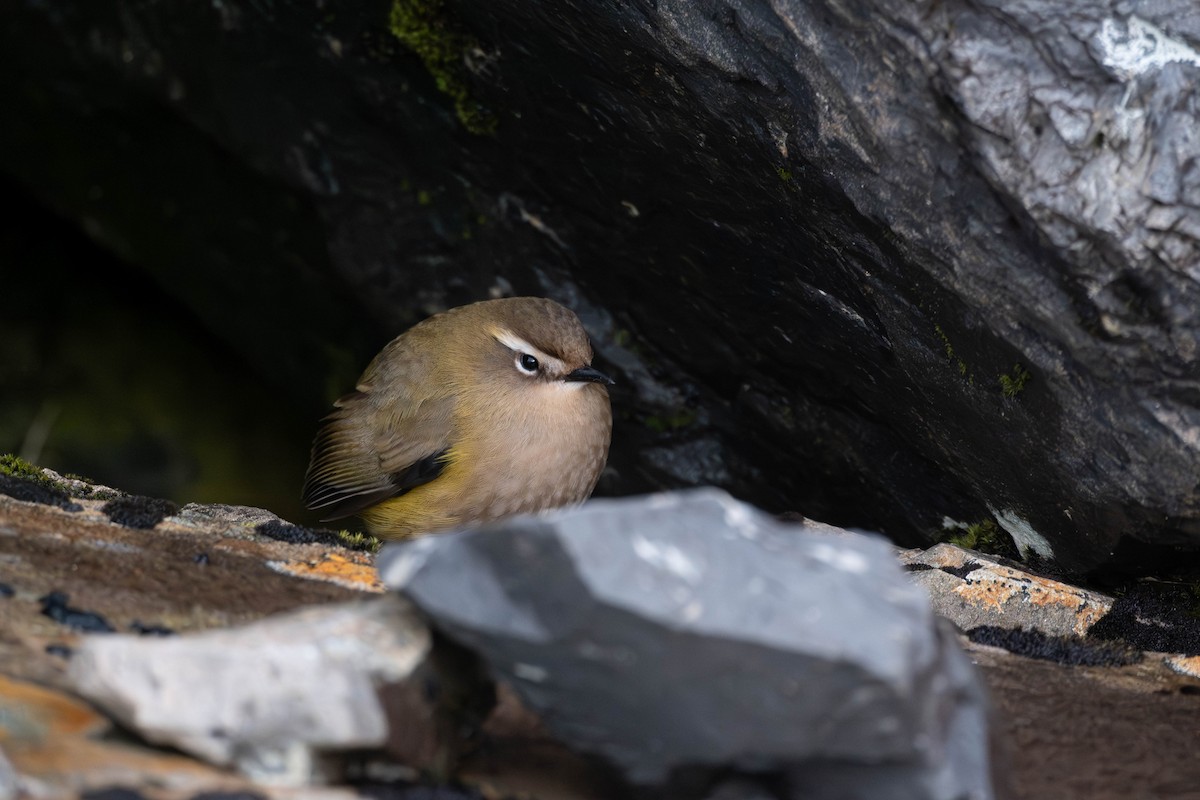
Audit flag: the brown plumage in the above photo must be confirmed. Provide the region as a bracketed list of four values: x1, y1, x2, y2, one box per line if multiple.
[302, 297, 613, 539]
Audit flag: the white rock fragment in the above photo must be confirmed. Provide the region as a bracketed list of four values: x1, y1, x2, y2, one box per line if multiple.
[68, 596, 431, 786]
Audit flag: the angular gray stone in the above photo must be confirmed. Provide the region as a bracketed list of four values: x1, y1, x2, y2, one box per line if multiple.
[68, 595, 433, 785]
[379, 489, 994, 800]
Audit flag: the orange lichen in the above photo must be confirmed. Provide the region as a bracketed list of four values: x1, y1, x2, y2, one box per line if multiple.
[952, 563, 1112, 636]
[267, 551, 385, 593]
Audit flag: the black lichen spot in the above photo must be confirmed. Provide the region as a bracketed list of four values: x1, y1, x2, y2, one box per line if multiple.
[968, 625, 1142, 667]
[1088, 582, 1200, 656]
[0, 582, 14, 598]
[903, 563, 935, 573]
[131, 620, 176, 637]
[194, 552, 210, 566]
[256, 519, 338, 546]
[255, 520, 380, 552]
[102, 496, 178, 529]
[940, 560, 983, 580]
[45, 643, 73, 658]
[40, 591, 116, 633]
[0, 472, 83, 512]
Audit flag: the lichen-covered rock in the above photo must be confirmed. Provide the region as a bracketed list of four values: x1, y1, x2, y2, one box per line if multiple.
[381, 490, 995, 799]
[901, 543, 1114, 638]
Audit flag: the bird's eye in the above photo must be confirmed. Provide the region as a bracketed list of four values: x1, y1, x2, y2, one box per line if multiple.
[517, 353, 539, 374]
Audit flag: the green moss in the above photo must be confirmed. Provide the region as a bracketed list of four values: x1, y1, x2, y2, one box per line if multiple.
[0, 453, 52, 486]
[933, 324, 972, 383]
[416, 189, 433, 206]
[999, 363, 1031, 398]
[335, 529, 382, 553]
[946, 518, 1018, 560]
[645, 408, 697, 433]
[1, 455, 130, 501]
[775, 166, 793, 183]
[388, 0, 497, 135]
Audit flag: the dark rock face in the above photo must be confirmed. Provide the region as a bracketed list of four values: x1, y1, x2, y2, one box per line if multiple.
[3, 0, 1199, 571]
[380, 490, 994, 799]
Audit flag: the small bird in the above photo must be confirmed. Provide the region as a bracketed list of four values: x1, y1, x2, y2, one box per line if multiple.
[302, 297, 613, 539]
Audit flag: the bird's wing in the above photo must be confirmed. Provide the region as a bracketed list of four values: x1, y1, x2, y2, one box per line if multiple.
[301, 369, 456, 521]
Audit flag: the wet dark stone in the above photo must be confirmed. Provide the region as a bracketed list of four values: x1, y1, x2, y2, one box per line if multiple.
[45, 643, 74, 658]
[101, 496, 179, 529]
[40, 590, 116, 633]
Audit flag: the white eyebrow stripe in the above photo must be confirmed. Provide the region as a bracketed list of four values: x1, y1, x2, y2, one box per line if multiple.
[492, 328, 567, 372]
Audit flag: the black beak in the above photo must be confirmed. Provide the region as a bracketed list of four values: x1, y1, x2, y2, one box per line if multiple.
[564, 365, 615, 385]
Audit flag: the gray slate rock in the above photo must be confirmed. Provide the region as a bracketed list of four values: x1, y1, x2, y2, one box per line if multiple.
[380, 489, 994, 800]
[68, 595, 433, 785]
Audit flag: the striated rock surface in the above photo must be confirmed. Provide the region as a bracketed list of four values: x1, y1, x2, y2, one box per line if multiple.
[381, 489, 995, 799]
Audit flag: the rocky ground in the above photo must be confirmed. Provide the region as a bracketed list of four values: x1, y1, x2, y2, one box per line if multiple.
[2, 465, 1199, 799]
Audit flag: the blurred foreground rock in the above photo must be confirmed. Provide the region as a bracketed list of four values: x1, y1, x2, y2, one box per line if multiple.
[2, 470, 1200, 798]
[381, 489, 993, 799]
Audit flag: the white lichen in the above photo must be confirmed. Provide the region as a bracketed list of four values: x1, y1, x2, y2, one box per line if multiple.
[1096, 16, 1200, 79]
[987, 506, 1054, 559]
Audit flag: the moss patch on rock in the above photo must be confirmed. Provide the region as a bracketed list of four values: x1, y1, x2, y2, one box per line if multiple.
[388, 0, 497, 135]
